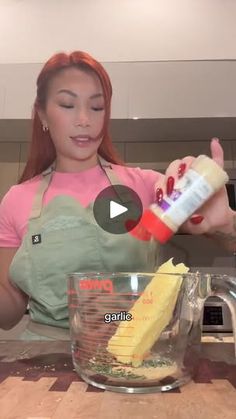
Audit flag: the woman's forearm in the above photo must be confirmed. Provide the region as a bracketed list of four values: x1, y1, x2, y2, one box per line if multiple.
[0, 281, 28, 330]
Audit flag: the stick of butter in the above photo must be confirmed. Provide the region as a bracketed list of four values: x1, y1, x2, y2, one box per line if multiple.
[106, 258, 189, 367]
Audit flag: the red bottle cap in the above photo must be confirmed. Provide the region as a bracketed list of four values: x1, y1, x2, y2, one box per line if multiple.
[140, 209, 174, 244]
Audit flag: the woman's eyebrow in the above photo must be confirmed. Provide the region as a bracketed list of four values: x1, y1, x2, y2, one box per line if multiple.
[56, 89, 104, 99]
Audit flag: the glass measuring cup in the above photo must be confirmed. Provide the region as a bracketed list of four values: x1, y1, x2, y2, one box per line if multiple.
[68, 272, 236, 393]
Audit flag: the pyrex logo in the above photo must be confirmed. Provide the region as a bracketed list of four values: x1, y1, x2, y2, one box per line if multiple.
[79, 279, 113, 294]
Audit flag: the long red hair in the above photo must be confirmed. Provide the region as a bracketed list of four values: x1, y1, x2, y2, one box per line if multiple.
[18, 51, 124, 184]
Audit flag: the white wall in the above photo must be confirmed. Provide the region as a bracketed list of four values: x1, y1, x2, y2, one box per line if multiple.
[1, 61, 236, 119]
[0, 0, 236, 64]
[1, 0, 236, 119]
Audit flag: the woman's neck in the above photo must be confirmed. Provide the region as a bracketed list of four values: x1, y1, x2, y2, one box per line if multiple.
[54, 154, 99, 173]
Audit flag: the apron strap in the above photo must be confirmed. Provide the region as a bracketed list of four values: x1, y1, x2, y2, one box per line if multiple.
[29, 156, 132, 220]
[99, 161, 134, 204]
[30, 165, 55, 219]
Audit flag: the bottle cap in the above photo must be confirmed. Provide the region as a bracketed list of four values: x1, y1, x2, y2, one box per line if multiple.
[140, 209, 174, 244]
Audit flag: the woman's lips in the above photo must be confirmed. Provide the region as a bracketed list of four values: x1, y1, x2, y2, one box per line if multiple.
[71, 135, 92, 141]
[70, 136, 93, 147]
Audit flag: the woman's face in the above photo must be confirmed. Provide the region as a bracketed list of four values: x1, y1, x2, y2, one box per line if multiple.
[39, 67, 105, 171]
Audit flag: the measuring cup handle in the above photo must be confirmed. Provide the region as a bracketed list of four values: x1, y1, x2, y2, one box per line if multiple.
[208, 274, 236, 356]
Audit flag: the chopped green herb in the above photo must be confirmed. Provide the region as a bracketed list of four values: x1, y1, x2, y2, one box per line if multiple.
[85, 347, 173, 380]
[87, 360, 145, 379]
[142, 358, 172, 368]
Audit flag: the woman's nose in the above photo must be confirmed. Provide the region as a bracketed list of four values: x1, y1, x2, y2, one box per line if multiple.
[74, 108, 90, 127]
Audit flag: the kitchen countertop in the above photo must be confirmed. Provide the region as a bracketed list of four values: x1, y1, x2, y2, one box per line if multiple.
[0, 336, 235, 419]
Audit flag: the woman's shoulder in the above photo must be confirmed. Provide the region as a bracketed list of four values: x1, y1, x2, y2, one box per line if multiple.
[8, 174, 41, 191]
[17, 173, 42, 187]
[1, 174, 41, 208]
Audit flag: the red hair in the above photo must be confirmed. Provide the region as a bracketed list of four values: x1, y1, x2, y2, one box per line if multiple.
[18, 51, 124, 183]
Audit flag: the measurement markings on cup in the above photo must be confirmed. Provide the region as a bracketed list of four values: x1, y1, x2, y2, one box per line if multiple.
[69, 301, 136, 309]
[77, 336, 112, 342]
[69, 299, 143, 308]
[79, 320, 135, 329]
[74, 290, 152, 299]
[79, 278, 114, 293]
[78, 313, 155, 323]
[73, 291, 145, 296]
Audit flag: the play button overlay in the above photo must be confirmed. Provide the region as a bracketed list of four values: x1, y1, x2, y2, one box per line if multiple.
[110, 201, 128, 218]
[93, 185, 143, 234]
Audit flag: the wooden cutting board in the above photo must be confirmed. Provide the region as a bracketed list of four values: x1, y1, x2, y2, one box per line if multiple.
[0, 337, 235, 419]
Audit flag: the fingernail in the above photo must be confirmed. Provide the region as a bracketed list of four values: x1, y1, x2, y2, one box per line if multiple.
[178, 163, 186, 178]
[155, 188, 163, 204]
[125, 219, 136, 231]
[212, 137, 219, 143]
[190, 215, 204, 225]
[167, 176, 175, 196]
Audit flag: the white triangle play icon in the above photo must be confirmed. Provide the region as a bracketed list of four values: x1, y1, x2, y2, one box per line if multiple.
[110, 200, 128, 219]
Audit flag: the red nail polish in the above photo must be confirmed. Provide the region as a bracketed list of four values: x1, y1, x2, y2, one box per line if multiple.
[125, 219, 137, 231]
[155, 188, 163, 204]
[178, 163, 186, 178]
[167, 176, 175, 196]
[190, 215, 204, 225]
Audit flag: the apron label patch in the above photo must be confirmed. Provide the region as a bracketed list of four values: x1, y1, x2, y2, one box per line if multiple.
[32, 234, 41, 245]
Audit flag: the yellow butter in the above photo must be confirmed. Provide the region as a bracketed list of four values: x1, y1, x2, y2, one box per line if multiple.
[107, 258, 189, 367]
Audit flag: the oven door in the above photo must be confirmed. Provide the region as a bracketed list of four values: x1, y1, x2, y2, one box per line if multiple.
[202, 296, 233, 333]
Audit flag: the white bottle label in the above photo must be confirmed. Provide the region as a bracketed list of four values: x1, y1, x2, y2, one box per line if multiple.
[152, 169, 214, 226]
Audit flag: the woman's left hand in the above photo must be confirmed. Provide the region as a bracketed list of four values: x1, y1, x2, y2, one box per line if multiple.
[159, 138, 233, 235]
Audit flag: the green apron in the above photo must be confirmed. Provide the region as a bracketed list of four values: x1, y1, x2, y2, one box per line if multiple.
[9, 156, 160, 340]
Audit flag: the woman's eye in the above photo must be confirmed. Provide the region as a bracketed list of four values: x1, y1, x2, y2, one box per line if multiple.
[92, 107, 104, 111]
[60, 104, 74, 109]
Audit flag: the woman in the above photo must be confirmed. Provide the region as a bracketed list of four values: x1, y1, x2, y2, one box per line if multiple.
[0, 51, 235, 340]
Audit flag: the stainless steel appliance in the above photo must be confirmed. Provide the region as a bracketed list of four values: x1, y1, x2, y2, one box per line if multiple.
[202, 296, 233, 333]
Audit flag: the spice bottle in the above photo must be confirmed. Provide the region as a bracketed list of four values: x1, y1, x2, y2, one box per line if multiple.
[140, 155, 229, 243]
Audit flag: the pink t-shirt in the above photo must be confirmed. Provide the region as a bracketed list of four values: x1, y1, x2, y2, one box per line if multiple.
[0, 163, 163, 247]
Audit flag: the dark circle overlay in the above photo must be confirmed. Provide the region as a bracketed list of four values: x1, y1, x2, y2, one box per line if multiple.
[93, 185, 143, 235]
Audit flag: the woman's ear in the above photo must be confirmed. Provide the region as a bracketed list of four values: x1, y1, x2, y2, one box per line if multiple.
[37, 108, 46, 125]
[36, 106, 47, 125]
[37, 108, 48, 131]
